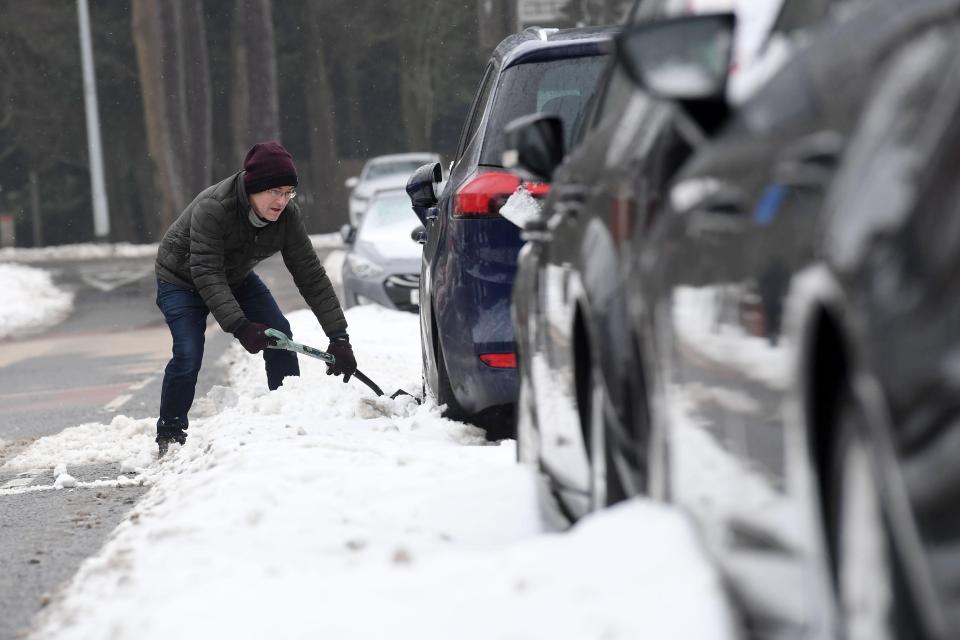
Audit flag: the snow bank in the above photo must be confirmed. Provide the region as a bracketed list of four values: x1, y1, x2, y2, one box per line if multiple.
[0, 242, 158, 263]
[0, 233, 342, 263]
[309, 233, 347, 250]
[24, 305, 734, 640]
[0, 263, 74, 339]
[2, 415, 156, 474]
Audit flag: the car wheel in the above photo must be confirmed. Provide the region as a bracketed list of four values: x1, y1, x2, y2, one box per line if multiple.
[588, 359, 626, 511]
[829, 392, 910, 640]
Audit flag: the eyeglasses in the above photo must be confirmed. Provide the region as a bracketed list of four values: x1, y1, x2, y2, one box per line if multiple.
[267, 188, 297, 200]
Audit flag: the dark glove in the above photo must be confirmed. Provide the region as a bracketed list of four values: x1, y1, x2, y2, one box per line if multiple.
[326, 337, 357, 382]
[234, 321, 274, 354]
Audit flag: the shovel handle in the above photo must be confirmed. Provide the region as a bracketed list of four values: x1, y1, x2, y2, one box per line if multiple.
[265, 328, 335, 363]
[264, 328, 384, 396]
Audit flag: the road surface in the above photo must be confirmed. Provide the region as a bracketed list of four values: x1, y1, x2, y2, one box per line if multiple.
[0, 252, 330, 639]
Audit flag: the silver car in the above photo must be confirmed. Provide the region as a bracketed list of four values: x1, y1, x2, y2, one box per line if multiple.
[340, 188, 421, 312]
[346, 152, 441, 226]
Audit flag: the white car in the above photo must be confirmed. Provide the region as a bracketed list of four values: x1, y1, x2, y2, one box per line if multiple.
[346, 152, 441, 226]
[340, 188, 421, 312]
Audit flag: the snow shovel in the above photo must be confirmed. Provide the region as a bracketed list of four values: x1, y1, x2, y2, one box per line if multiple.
[264, 328, 417, 401]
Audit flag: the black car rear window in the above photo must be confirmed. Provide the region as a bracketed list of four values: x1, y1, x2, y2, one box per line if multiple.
[480, 54, 608, 166]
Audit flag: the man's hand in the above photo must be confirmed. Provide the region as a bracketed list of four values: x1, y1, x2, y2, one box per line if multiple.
[326, 337, 357, 382]
[234, 322, 275, 354]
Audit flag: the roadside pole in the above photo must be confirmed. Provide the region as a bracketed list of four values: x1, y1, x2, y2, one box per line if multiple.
[77, 0, 110, 240]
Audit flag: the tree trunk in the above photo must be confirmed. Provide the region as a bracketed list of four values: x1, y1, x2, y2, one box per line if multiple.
[178, 1, 213, 194]
[398, 6, 438, 151]
[131, 0, 179, 229]
[132, 0, 212, 230]
[304, 3, 341, 228]
[231, 0, 280, 161]
[29, 169, 42, 246]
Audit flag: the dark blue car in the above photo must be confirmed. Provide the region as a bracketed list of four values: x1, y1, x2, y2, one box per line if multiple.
[407, 27, 615, 436]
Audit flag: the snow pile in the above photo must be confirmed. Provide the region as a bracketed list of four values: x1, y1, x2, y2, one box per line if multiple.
[499, 186, 542, 229]
[0, 242, 159, 263]
[3, 415, 157, 475]
[24, 305, 734, 640]
[0, 263, 74, 339]
[309, 232, 346, 249]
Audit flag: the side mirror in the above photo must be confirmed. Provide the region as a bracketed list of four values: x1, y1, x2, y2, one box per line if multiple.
[406, 162, 442, 224]
[339, 223, 356, 245]
[615, 13, 735, 131]
[345, 176, 359, 189]
[502, 113, 564, 183]
[411, 225, 427, 245]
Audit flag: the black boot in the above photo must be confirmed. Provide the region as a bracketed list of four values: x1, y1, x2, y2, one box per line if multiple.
[156, 418, 188, 457]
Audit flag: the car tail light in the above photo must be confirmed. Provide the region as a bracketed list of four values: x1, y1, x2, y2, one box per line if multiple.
[454, 170, 550, 218]
[479, 353, 517, 368]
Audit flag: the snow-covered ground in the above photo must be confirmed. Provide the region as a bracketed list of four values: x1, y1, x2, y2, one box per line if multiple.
[1, 244, 738, 639]
[0, 263, 74, 340]
[0, 234, 342, 340]
[0, 233, 342, 264]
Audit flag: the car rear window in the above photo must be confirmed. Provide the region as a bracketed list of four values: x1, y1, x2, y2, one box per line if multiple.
[480, 54, 608, 166]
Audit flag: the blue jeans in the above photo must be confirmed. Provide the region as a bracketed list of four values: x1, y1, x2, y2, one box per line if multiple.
[156, 272, 299, 427]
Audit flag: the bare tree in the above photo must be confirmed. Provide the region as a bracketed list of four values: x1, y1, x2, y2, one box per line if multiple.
[131, 0, 212, 229]
[231, 0, 280, 160]
[397, 6, 436, 151]
[396, 3, 493, 152]
[303, 2, 340, 218]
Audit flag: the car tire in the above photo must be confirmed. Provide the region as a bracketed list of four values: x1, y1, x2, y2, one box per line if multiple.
[588, 360, 626, 511]
[829, 391, 915, 640]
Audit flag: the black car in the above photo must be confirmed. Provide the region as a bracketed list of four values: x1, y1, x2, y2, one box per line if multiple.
[506, 0, 783, 518]
[507, 43, 698, 518]
[617, 2, 960, 638]
[405, 26, 615, 435]
[512, 0, 960, 636]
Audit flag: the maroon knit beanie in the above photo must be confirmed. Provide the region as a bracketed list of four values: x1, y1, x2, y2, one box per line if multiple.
[243, 142, 298, 194]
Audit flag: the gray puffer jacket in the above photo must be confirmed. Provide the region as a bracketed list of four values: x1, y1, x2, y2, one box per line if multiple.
[155, 172, 347, 336]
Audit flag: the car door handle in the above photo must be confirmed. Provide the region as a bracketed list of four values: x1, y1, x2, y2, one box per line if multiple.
[774, 131, 843, 189]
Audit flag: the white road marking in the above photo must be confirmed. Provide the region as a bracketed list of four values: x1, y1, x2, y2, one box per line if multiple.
[103, 394, 133, 412]
[127, 375, 157, 392]
[80, 266, 154, 292]
[1, 469, 44, 490]
[2, 477, 36, 489]
[103, 373, 158, 411]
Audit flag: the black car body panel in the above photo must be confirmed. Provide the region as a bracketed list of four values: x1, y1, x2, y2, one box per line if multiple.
[517, 0, 960, 636]
[626, 1, 960, 637]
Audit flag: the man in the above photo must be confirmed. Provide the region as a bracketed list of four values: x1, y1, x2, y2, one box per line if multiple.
[154, 141, 356, 455]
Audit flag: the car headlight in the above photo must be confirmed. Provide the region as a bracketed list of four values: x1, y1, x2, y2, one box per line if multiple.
[345, 253, 384, 279]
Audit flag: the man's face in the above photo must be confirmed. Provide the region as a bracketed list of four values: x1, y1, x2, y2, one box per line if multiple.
[250, 187, 296, 222]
